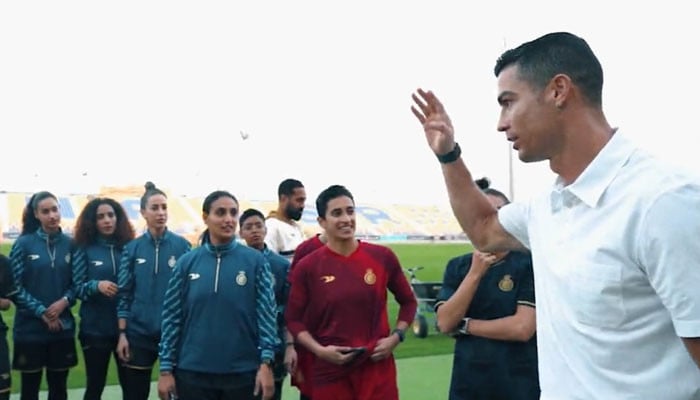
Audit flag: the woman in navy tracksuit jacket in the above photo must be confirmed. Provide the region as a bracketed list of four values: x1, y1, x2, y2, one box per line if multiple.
[157, 190, 278, 400]
[72, 197, 135, 400]
[9, 191, 79, 400]
[116, 182, 191, 400]
[0, 254, 18, 400]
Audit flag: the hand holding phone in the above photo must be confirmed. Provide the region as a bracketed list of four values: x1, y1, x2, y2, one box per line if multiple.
[340, 347, 366, 355]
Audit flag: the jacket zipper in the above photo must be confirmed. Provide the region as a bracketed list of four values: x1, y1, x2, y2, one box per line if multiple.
[214, 252, 221, 293]
[109, 245, 116, 275]
[154, 241, 160, 275]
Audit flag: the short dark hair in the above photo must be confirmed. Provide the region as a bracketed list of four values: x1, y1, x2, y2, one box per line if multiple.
[278, 179, 304, 198]
[315, 185, 354, 218]
[494, 32, 603, 107]
[239, 208, 265, 226]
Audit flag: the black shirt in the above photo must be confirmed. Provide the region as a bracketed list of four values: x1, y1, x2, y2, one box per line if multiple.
[436, 251, 539, 400]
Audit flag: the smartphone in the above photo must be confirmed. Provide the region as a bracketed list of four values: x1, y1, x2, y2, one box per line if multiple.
[340, 347, 366, 355]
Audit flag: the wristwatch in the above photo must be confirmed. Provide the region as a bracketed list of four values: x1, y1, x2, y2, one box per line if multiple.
[261, 358, 275, 368]
[457, 317, 471, 335]
[436, 143, 462, 164]
[392, 328, 406, 343]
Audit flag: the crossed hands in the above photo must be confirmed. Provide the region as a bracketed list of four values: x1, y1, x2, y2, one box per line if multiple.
[42, 297, 69, 332]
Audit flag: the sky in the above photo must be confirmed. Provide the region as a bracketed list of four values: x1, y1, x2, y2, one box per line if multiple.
[1, 1, 699, 205]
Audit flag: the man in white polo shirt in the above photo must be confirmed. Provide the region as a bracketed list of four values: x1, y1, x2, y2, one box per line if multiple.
[265, 178, 307, 261]
[411, 32, 700, 399]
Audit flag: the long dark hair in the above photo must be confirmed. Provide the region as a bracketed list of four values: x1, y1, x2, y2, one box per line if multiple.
[21, 191, 58, 236]
[73, 197, 135, 247]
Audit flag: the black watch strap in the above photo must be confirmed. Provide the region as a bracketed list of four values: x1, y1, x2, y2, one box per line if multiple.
[436, 143, 462, 164]
[392, 328, 405, 343]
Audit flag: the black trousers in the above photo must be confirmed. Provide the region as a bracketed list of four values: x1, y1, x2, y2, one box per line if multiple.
[19, 369, 68, 400]
[175, 369, 263, 400]
[176, 380, 261, 400]
[81, 344, 127, 400]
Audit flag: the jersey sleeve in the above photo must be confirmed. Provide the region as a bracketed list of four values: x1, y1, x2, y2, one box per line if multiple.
[255, 259, 280, 361]
[9, 240, 47, 318]
[384, 248, 417, 324]
[0, 255, 17, 298]
[284, 258, 311, 337]
[515, 253, 536, 308]
[116, 245, 134, 320]
[159, 257, 187, 372]
[72, 246, 100, 301]
[435, 255, 469, 311]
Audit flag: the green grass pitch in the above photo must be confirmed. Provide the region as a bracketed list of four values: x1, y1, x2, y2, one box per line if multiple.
[0, 241, 472, 394]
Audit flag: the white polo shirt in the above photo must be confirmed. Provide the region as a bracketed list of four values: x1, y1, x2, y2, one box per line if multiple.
[499, 132, 700, 399]
[264, 217, 305, 261]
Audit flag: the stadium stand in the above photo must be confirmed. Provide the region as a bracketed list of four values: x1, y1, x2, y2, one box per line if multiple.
[0, 188, 466, 244]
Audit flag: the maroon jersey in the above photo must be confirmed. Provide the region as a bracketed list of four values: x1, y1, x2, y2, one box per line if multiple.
[285, 241, 417, 383]
[290, 234, 324, 271]
[287, 234, 325, 395]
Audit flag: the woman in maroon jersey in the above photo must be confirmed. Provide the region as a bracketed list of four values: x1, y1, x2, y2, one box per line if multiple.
[285, 185, 417, 400]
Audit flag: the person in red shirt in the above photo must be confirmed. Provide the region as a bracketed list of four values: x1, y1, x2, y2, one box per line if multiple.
[285, 185, 417, 400]
[287, 233, 325, 400]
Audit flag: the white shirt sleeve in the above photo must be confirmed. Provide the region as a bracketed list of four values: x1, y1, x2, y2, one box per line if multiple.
[497, 201, 531, 249]
[264, 219, 281, 253]
[638, 183, 700, 338]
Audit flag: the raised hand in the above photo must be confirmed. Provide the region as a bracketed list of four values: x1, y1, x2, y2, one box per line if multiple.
[411, 88, 456, 155]
[467, 250, 499, 279]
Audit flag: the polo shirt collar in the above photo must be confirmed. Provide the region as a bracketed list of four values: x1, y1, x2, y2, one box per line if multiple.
[553, 130, 636, 208]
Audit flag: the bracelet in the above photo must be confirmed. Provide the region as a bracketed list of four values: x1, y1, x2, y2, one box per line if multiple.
[286, 342, 294, 347]
[436, 142, 462, 164]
